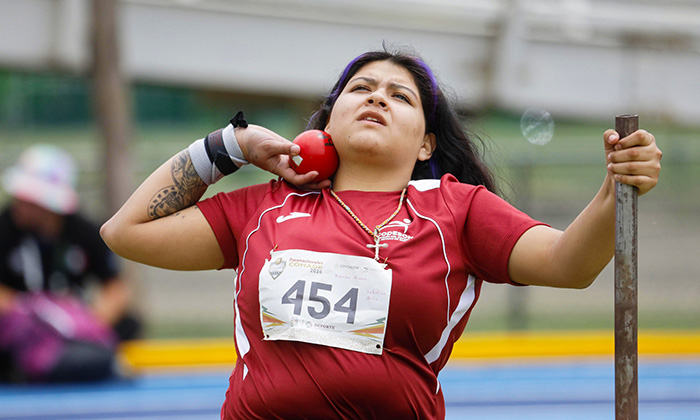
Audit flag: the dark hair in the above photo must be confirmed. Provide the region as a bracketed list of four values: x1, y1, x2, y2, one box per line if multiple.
[306, 47, 497, 193]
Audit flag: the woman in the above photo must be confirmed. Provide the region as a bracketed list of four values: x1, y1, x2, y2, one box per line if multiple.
[101, 48, 662, 419]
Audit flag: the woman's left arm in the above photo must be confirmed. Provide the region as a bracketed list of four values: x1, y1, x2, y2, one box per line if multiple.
[508, 129, 662, 288]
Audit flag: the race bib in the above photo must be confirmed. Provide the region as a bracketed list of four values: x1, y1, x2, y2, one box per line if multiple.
[259, 249, 392, 355]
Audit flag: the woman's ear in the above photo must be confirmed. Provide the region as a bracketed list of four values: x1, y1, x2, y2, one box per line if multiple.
[324, 112, 332, 134]
[418, 133, 436, 161]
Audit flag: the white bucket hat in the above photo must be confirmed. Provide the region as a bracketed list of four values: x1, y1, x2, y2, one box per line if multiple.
[2, 144, 79, 215]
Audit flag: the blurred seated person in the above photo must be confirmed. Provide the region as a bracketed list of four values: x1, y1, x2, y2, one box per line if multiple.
[0, 144, 140, 382]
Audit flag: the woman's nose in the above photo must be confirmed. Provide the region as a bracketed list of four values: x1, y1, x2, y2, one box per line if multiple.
[367, 97, 387, 108]
[367, 90, 387, 108]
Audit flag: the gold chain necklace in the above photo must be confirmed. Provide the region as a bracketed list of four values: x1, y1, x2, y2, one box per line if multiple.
[329, 188, 407, 261]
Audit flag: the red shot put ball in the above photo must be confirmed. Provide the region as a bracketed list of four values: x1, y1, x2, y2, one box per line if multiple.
[289, 130, 339, 181]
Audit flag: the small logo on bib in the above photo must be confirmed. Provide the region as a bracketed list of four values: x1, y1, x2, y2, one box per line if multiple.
[269, 258, 286, 279]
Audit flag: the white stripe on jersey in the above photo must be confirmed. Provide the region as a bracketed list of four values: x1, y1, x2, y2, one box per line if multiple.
[405, 198, 450, 363]
[408, 178, 441, 192]
[408, 197, 478, 365]
[406, 198, 451, 325]
[236, 190, 321, 379]
[423, 275, 476, 365]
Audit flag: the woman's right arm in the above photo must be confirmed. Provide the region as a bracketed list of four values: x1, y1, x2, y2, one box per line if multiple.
[100, 123, 330, 271]
[100, 149, 221, 270]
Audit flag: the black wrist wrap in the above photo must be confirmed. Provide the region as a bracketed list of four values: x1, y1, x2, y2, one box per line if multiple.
[204, 129, 239, 176]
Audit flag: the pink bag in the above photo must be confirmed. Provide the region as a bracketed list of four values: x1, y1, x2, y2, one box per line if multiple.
[0, 293, 117, 381]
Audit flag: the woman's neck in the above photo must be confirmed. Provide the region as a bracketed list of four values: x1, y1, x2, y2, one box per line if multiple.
[331, 165, 410, 192]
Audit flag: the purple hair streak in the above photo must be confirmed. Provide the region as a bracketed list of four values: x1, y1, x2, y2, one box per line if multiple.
[328, 54, 365, 102]
[411, 56, 439, 126]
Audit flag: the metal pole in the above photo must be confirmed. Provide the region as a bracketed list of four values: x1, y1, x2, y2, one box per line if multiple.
[91, 0, 133, 216]
[91, 0, 142, 315]
[614, 114, 639, 420]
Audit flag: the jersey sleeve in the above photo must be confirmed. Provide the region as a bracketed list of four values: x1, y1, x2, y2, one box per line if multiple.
[197, 181, 278, 270]
[441, 176, 546, 285]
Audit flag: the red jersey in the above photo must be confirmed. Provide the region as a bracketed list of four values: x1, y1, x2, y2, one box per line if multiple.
[198, 174, 543, 420]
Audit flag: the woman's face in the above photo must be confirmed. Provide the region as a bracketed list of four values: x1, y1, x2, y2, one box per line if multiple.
[325, 60, 435, 169]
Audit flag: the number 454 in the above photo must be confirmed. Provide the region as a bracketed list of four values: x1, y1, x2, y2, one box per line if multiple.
[281, 280, 358, 324]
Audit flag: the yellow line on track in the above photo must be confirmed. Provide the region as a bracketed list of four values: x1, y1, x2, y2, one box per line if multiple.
[119, 330, 700, 370]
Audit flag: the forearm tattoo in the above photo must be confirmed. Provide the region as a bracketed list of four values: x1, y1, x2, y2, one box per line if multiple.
[147, 150, 208, 220]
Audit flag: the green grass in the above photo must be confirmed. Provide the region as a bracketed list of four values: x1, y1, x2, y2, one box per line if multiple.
[144, 320, 234, 339]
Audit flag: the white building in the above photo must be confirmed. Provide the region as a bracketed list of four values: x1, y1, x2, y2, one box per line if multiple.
[1, 0, 699, 124]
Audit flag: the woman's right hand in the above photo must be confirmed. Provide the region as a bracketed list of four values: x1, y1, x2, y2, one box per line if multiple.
[236, 124, 332, 190]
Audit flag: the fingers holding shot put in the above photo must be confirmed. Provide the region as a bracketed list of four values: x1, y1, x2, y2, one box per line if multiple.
[236, 124, 332, 188]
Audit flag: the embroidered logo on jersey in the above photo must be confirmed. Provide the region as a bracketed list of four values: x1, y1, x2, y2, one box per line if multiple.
[269, 258, 286, 279]
[276, 212, 311, 223]
[384, 219, 411, 233]
[378, 218, 414, 242]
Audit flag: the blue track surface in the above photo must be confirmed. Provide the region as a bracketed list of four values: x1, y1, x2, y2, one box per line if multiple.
[1, 359, 698, 419]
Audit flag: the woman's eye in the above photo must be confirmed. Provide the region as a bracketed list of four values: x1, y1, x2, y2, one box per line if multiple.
[394, 93, 411, 103]
[351, 85, 370, 92]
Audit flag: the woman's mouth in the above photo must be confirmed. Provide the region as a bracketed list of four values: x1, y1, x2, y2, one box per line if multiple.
[357, 112, 386, 126]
